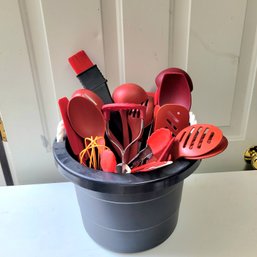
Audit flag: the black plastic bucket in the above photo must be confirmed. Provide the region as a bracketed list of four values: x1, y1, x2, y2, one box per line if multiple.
[53, 139, 200, 253]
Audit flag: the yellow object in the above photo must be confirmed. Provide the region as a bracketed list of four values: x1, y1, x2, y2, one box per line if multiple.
[244, 146, 257, 170]
[0, 117, 7, 142]
[79, 136, 110, 170]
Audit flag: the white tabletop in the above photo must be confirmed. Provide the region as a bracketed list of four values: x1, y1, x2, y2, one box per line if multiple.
[1, 170, 257, 257]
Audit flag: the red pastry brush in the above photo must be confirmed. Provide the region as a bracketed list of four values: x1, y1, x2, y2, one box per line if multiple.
[68, 50, 123, 151]
[68, 50, 93, 75]
[68, 50, 113, 104]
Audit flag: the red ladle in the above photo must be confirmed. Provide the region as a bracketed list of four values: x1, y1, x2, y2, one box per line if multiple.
[112, 83, 148, 104]
[112, 83, 153, 127]
[156, 72, 192, 111]
[155, 67, 193, 91]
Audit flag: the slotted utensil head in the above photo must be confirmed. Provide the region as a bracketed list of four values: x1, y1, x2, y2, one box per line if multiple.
[154, 104, 189, 136]
[186, 135, 228, 159]
[172, 124, 224, 160]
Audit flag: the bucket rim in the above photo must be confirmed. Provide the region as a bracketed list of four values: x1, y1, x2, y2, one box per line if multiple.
[53, 139, 201, 193]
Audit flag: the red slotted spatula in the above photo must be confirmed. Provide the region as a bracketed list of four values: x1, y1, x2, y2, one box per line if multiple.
[154, 104, 189, 136]
[58, 97, 84, 156]
[185, 135, 228, 159]
[171, 124, 224, 161]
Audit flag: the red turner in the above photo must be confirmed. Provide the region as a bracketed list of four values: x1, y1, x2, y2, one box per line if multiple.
[58, 97, 84, 156]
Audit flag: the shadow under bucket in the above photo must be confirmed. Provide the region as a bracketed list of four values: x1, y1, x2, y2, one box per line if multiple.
[53, 139, 201, 253]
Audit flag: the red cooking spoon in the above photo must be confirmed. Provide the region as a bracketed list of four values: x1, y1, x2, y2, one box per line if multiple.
[171, 124, 224, 161]
[71, 88, 104, 110]
[185, 135, 228, 159]
[67, 96, 106, 139]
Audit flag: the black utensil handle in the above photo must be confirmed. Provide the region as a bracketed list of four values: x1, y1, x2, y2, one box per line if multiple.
[77, 65, 123, 144]
[77, 65, 113, 104]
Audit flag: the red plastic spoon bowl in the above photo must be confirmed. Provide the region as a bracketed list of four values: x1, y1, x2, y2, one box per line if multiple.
[71, 88, 104, 110]
[155, 67, 193, 91]
[112, 83, 148, 104]
[67, 96, 106, 138]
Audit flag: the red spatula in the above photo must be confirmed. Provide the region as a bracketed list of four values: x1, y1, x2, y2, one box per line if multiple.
[129, 128, 172, 168]
[100, 149, 117, 172]
[58, 97, 84, 156]
[154, 104, 189, 136]
[185, 135, 228, 159]
[171, 124, 224, 161]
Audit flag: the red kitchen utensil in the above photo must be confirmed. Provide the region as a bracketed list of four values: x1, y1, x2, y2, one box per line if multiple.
[131, 161, 173, 173]
[67, 96, 105, 139]
[100, 149, 117, 172]
[154, 104, 189, 136]
[129, 128, 172, 168]
[171, 124, 224, 161]
[127, 107, 146, 162]
[102, 103, 146, 173]
[71, 88, 104, 110]
[58, 97, 84, 156]
[155, 67, 193, 91]
[146, 91, 156, 98]
[112, 83, 153, 128]
[67, 96, 106, 169]
[112, 83, 148, 104]
[142, 95, 154, 128]
[156, 72, 192, 110]
[112, 83, 149, 148]
[186, 135, 228, 159]
[157, 137, 175, 162]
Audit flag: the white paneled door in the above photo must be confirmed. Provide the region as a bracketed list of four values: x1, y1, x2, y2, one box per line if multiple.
[0, 0, 257, 184]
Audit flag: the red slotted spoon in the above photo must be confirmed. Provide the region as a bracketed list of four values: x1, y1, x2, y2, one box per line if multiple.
[185, 135, 228, 159]
[154, 104, 189, 136]
[171, 124, 224, 161]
